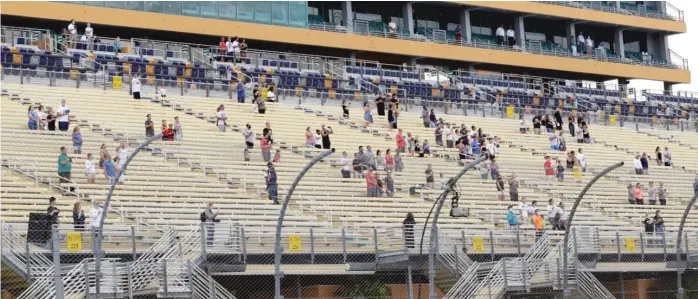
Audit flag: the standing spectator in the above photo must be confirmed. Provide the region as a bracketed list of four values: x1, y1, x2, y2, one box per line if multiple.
[519, 200, 530, 224]
[422, 140, 431, 157]
[257, 95, 267, 114]
[654, 146, 663, 166]
[495, 24, 506, 45]
[375, 93, 386, 116]
[577, 32, 585, 54]
[388, 18, 397, 34]
[375, 150, 385, 170]
[489, 158, 500, 180]
[47, 108, 56, 131]
[113, 36, 121, 53]
[385, 172, 395, 198]
[341, 100, 349, 119]
[339, 151, 351, 179]
[633, 154, 643, 174]
[408, 133, 417, 156]
[496, 176, 505, 201]
[85, 23, 94, 49]
[365, 169, 379, 197]
[239, 39, 248, 59]
[663, 147, 672, 166]
[253, 84, 261, 103]
[573, 161, 583, 183]
[89, 201, 103, 239]
[575, 125, 584, 143]
[508, 175, 519, 202]
[243, 124, 254, 149]
[99, 144, 108, 168]
[174, 116, 183, 141]
[72, 126, 83, 154]
[225, 37, 235, 62]
[635, 183, 644, 205]
[236, 81, 245, 103]
[425, 164, 435, 189]
[556, 160, 565, 182]
[160, 120, 168, 141]
[532, 113, 542, 135]
[103, 155, 115, 185]
[421, 106, 430, 128]
[37, 105, 47, 130]
[203, 202, 219, 247]
[627, 184, 636, 204]
[648, 181, 657, 205]
[57, 99, 70, 131]
[144, 114, 154, 138]
[554, 108, 563, 132]
[313, 129, 322, 149]
[218, 37, 227, 61]
[544, 155, 554, 182]
[261, 134, 271, 162]
[113, 157, 126, 185]
[582, 125, 591, 143]
[566, 151, 575, 171]
[321, 125, 333, 149]
[544, 115, 554, 133]
[159, 85, 167, 98]
[266, 163, 279, 204]
[266, 86, 276, 102]
[568, 116, 575, 137]
[273, 149, 281, 164]
[85, 153, 96, 184]
[72, 202, 85, 231]
[385, 149, 394, 172]
[547, 199, 557, 228]
[454, 24, 463, 42]
[556, 203, 568, 230]
[640, 153, 649, 174]
[387, 104, 397, 129]
[264, 122, 274, 145]
[364, 103, 373, 127]
[506, 26, 515, 47]
[434, 124, 444, 147]
[519, 117, 527, 134]
[576, 149, 587, 172]
[506, 205, 519, 230]
[67, 20, 77, 48]
[396, 129, 407, 153]
[216, 105, 227, 132]
[532, 209, 544, 241]
[403, 213, 416, 249]
[352, 153, 363, 178]
[429, 109, 437, 128]
[117, 142, 128, 167]
[657, 182, 667, 206]
[585, 36, 594, 55]
[394, 150, 404, 172]
[305, 127, 314, 148]
[653, 210, 664, 239]
[45, 197, 60, 226]
[163, 124, 175, 142]
[444, 123, 455, 149]
[58, 146, 72, 184]
[132, 74, 141, 99]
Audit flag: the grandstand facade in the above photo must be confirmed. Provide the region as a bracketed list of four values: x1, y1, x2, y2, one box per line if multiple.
[1, 1, 697, 299]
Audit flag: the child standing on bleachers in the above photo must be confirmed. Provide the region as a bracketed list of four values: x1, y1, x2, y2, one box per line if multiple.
[273, 150, 281, 164]
[243, 148, 250, 162]
[573, 161, 583, 183]
[556, 160, 565, 182]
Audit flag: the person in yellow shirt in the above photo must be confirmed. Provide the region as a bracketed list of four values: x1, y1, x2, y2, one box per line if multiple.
[532, 209, 545, 241]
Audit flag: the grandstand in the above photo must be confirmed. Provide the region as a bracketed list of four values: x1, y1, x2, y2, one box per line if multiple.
[1, 1, 698, 299]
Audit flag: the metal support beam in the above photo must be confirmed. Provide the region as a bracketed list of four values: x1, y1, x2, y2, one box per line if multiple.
[676, 192, 698, 299]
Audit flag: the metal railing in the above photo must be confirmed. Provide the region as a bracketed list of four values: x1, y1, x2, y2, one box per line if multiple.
[542, 1, 684, 21]
[576, 262, 616, 299]
[0, 222, 53, 281]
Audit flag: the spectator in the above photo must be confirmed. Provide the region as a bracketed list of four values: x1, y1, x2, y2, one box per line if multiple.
[566, 151, 575, 171]
[339, 151, 351, 178]
[46, 197, 60, 225]
[582, 125, 591, 143]
[243, 124, 254, 149]
[489, 158, 500, 180]
[365, 169, 379, 197]
[555, 203, 568, 230]
[425, 164, 435, 189]
[495, 24, 506, 45]
[694, 177, 698, 194]
[72, 126, 83, 154]
[266, 86, 276, 102]
[403, 213, 416, 248]
[547, 199, 557, 228]
[364, 103, 373, 127]
[216, 105, 227, 132]
[519, 117, 527, 134]
[544, 115, 554, 133]
[72, 201, 85, 231]
[532, 209, 544, 240]
[313, 129, 322, 149]
[657, 182, 667, 206]
[58, 146, 72, 184]
[37, 105, 47, 130]
[634, 183, 644, 205]
[160, 120, 168, 141]
[375, 150, 385, 170]
[174, 116, 182, 141]
[506, 205, 518, 230]
[647, 181, 657, 205]
[47, 108, 56, 131]
[26, 106, 37, 130]
[655, 146, 663, 166]
[375, 93, 386, 116]
[385, 149, 394, 172]
[113, 157, 125, 185]
[240, 39, 248, 59]
[626, 183, 636, 204]
[388, 18, 397, 34]
[104, 155, 115, 185]
[225, 37, 235, 62]
[429, 109, 437, 128]
[506, 26, 515, 47]
[67, 20, 77, 47]
[532, 113, 542, 135]
[653, 210, 664, 236]
[394, 150, 404, 172]
[640, 153, 649, 174]
[341, 100, 349, 119]
[321, 125, 333, 149]
[89, 201, 103, 238]
[236, 81, 245, 103]
[519, 199, 530, 224]
[434, 124, 444, 147]
[496, 176, 505, 201]
[99, 143, 108, 168]
[113, 36, 121, 53]
[163, 124, 174, 142]
[576, 149, 587, 172]
[408, 133, 417, 156]
[385, 172, 395, 198]
[218, 37, 227, 61]
[556, 160, 565, 182]
[663, 147, 672, 166]
[257, 94, 267, 114]
[421, 106, 430, 128]
[388, 104, 398, 129]
[544, 156, 554, 183]
[265, 163, 279, 204]
[304, 127, 314, 148]
[352, 153, 363, 178]
[575, 125, 584, 144]
[508, 175, 519, 202]
[568, 116, 575, 137]
[264, 122, 274, 144]
[634, 154, 643, 174]
[577, 32, 585, 54]
[585, 36, 593, 55]
[573, 160, 583, 183]
[85, 23, 94, 47]
[455, 24, 462, 41]
[203, 202, 219, 247]
[85, 153, 96, 184]
[364, 145, 376, 170]
[261, 134, 272, 162]
[396, 129, 407, 153]
[144, 114, 154, 138]
[132, 74, 141, 99]
[253, 84, 261, 103]
[57, 99, 70, 132]
[422, 140, 431, 157]
[554, 108, 563, 132]
[445, 124, 455, 149]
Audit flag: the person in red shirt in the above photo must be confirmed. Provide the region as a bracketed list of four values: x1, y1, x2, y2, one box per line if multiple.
[365, 169, 379, 197]
[261, 135, 271, 162]
[218, 37, 226, 62]
[396, 128, 407, 153]
[162, 123, 175, 142]
[385, 149, 395, 171]
[544, 155, 554, 182]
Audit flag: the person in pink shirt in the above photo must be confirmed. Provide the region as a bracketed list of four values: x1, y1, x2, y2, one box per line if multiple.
[396, 129, 407, 153]
[634, 183, 644, 205]
[305, 127, 314, 148]
[385, 149, 395, 171]
[261, 135, 271, 162]
[365, 169, 379, 197]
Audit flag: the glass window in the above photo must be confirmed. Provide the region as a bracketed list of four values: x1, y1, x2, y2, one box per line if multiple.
[182, 2, 200, 16]
[200, 1, 218, 19]
[271, 2, 289, 25]
[254, 2, 272, 23]
[163, 1, 181, 15]
[104, 1, 125, 9]
[289, 3, 307, 27]
[124, 1, 145, 11]
[237, 2, 254, 21]
[143, 1, 161, 13]
[85, 2, 104, 7]
[218, 2, 237, 20]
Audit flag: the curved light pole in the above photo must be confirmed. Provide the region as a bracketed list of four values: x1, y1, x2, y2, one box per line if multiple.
[427, 155, 488, 299]
[676, 192, 698, 299]
[562, 161, 624, 299]
[94, 133, 163, 295]
[274, 148, 334, 299]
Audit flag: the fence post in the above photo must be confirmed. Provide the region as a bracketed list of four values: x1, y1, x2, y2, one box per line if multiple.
[662, 232, 667, 262]
[84, 261, 90, 298]
[186, 262, 194, 296]
[489, 231, 495, 262]
[516, 228, 522, 257]
[241, 227, 247, 264]
[373, 229, 379, 263]
[522, 258, 528, 291]
[502, 259, 508, 288]
[209, 276, 216, 298]
[454, 244, 460, 280]
[162, 260, 168, 296]
[341, 228, 347, 263]
[112, 261, 118, 295]
[52, 225, 65, 299]
[200, 223, 208, 274]
[128, 263, 134, 299]
[25, 241, 31, 280]
[461, 230, 466, 251]
[131, 226, 137, 261]
[310, 228, 315, 264]
[616, 232, 621, 262]
[406, 265, 414, 299]
[640, 232, 645, 262]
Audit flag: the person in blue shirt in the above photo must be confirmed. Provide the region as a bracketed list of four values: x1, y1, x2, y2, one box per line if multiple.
[266, 162, 278, 204]
[236, 82, 245, 103]
[506, 205, 519, 229]
[103, 157, 116, 185]
[471, 139, 481, 155]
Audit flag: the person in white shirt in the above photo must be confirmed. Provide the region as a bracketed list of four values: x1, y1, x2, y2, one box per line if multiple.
[266, 86, 276, 102]
[486, 139, 496, 157]
[85, 153, 96, 184]
[388, 19, 397, 33]
[37, 105, 47, 130]
[506, 26, 515, 47]
[243, 124, 255, 149]
[549, 133, 559, 151]
[339, 151, 351, 178]
[80, 35, 87, 42]
[89, 201, 104, 238]
[84, 23, 94, 50]
[633, 154, 643, 174]
[57, 99, 70, 131]
[131, 75, 141, 99]
[585, 36, 593, 56]
[577, 32, 585, 54]
[231, 37, 240, 62]
[216, 104, 227, 132]
[519, 200, 530, 223]
[495, 24, 506, 45]
[159, 85, 167, 98]
[546, 200, 557, 226]
[117, 142, 129, 167]
[444, 124, 454, 148]
[225, 37, 234, 62]
[576, 149, 587, 172]
[556, 204, 568, 230]
[67, 20, 77, 47]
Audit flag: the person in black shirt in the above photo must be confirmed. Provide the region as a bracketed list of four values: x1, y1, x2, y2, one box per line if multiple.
[72, 201, 85, 231]
[532, 114, 542, 135]
[341, 100, 349, 119]
[554, 109, 563, 132]
[402, 213, 416, 248]
[568, 116, 575, 137]
[47, 108, 56, 131]
[252, 84, 261, 102]
[375, 93, 386, 116]
[544, 115, 554, 133]
[47, 197, 60, 224]
[387, 105, 395, 129]
[321, 125, 333, 149]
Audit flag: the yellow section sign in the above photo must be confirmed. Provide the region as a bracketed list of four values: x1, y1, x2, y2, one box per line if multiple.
[625, 237, 636, 252]
[66, 232, 82, 252]
[112, 76, 122, 89]
[289, 235, 302, 252]
[472, 236, 484, 253]
[609, 114, 616, 125]
[506, 105, 515, 118]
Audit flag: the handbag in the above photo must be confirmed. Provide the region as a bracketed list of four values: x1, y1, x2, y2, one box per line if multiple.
[449, 192, 469, 217]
